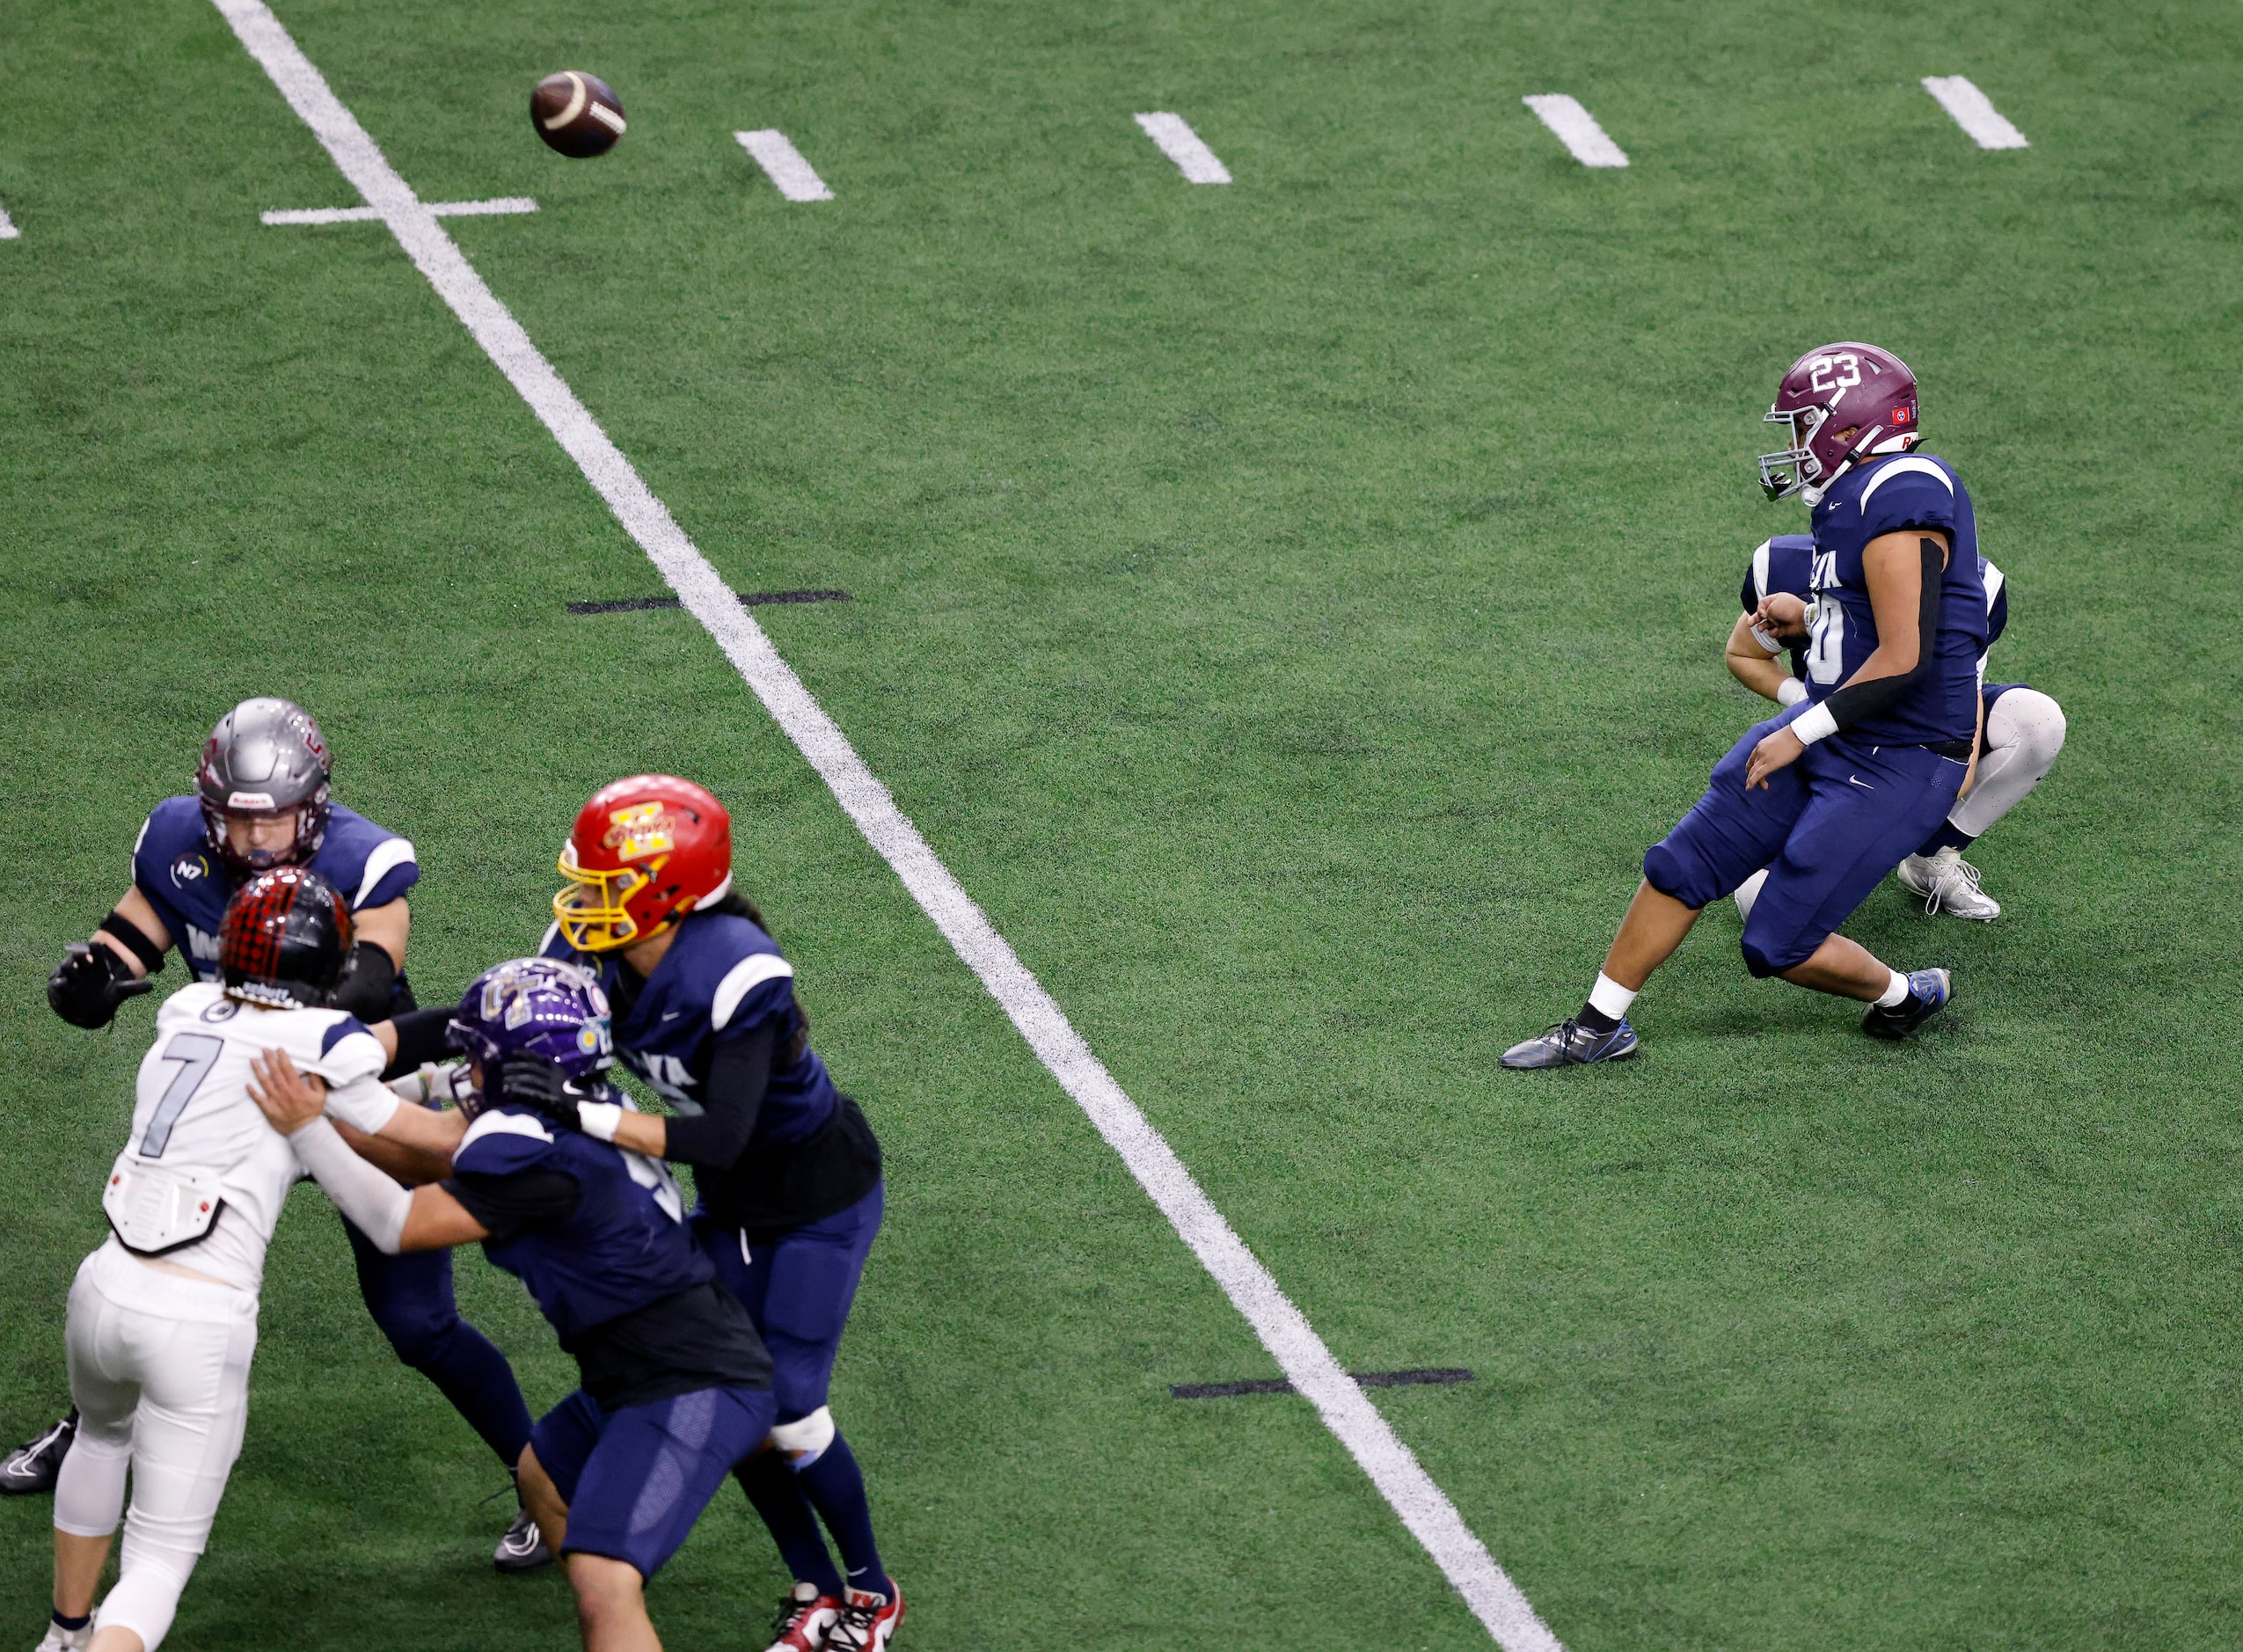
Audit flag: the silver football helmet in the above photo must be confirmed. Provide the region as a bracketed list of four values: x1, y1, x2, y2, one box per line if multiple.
[195, 697, 334, 872]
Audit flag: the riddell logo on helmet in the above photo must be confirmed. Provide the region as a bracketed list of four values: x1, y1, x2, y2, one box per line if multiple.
[603, 801, 676, 859]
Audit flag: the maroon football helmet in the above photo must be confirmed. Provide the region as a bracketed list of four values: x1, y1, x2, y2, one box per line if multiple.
[1757, 343, 1920, 504]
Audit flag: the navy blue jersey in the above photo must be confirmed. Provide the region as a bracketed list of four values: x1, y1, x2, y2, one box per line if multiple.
[1745, 532, 2008, 686]
[443, 1105, 771, 1407]
[132, 796, 418, 979]
[544, 910, 839, 1146]
[1799, 454, 1990, 744]
[449, 1108, 705, 1342]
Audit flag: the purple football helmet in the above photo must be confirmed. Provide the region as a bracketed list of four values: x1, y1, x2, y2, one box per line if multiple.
[447, 958, 614, 1119]
[1757, 342, 1920, 505]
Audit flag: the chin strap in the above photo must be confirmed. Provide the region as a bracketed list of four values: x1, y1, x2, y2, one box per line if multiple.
[1801, 420, 1896, 507]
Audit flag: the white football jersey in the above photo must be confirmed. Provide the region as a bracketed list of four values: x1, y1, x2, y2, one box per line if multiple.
[108, 983, 399, 1293]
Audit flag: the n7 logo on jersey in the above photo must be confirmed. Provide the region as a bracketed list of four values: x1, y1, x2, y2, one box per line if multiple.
[1808, 353, 1861, 397]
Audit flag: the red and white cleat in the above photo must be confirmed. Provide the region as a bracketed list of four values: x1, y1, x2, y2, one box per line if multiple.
[825, 1581, 905, 1651]
[762, 1582, 843, 1652]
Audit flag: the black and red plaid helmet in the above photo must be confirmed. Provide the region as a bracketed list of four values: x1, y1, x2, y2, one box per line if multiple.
[219, 866, 354, 1008]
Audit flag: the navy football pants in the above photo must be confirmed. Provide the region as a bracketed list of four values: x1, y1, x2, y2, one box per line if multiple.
[341, 1214, 532, 1467]
[694, 1183, 883, 1424]
[530, 1385, 776, 1578]
[1644, 707, 1964, 976]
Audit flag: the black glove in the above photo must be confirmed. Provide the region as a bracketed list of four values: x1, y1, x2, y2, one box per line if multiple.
[48, 942, 154, 1030]
[492, 1056, 579, 1126]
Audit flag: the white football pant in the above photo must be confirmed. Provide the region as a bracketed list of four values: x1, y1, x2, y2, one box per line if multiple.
[55, 1240, 259, 1652]
[1949, 687, 2066, 840]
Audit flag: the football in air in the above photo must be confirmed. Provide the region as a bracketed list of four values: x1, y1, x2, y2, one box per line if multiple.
[531, 70, 627, 157]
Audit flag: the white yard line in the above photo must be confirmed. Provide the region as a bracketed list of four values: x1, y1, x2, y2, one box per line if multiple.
[263, 196, 537, 225]
[1134, 113, 1231, 184]
[206, 6, 1560, 1647]
[0, 201, 18, 240]
[734, 129, 834, 201]
[1522, 95, 1628, 168]
[1921, 77, 2029, 150]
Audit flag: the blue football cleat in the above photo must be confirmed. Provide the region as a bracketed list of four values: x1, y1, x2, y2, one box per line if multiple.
[1861, 968, 1952, 1040]
[1501, 1018, 1640, 1069]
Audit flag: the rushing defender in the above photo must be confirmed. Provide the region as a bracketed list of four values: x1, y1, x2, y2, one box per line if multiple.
[1504, 344, 1979, 1066]
[15, 698, 544, 1570]
[33, 868, 469, 1652]
[246, 958, 778, 1652]
[1728, 534, 2067, 920]
[537, 776, 902, 1652]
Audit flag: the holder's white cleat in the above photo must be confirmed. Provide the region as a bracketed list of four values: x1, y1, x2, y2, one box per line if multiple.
[1896, 847, 2000, 920]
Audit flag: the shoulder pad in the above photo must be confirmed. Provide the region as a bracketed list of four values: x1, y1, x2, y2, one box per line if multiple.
[317, 808, 420, 908]
[711, 953, 796, 1031]
[456, 1108, 559, 1176]
[1855, 455, 1955, 514]
[134, 797, 208, 872]
[316, 1014, 387, 1084]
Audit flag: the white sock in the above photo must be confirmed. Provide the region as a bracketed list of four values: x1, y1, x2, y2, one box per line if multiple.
[1588, 973, 1637, 1020]
[1874, 970, 1910, 1009]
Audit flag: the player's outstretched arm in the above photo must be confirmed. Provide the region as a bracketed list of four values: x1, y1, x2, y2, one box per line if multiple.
[247, 1049, 489, 1253]
[47, 888, 172, 1028]
[92, 887, 172, 976]
[566, 1021, 779, 1170]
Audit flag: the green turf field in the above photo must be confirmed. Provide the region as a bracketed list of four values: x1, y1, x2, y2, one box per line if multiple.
[5, 0, 2243, 1647]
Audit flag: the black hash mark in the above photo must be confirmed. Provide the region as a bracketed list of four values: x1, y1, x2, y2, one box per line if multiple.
[567, 589, 851, 615]
[1171, 1368, 1474, 1400]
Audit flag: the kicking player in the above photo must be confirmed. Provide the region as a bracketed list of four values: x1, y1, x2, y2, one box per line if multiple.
[245, 957, 778, 1652]
[1504, 343, 1980, 1066]
[15, 698, 546, 1571]
[1728, 534, 2066, 920]
[534, 776, 902, 1652]
[34, 866, 470, 1652]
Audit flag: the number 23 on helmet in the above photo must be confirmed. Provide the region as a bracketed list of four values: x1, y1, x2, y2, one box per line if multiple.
[552, 775, 734, 953]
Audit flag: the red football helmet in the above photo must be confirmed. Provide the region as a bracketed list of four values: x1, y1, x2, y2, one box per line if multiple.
[1757, 343, 1919, 505]
[553, 776, 734, 953]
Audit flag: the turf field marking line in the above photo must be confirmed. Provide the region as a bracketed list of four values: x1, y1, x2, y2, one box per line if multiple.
[1134, 113, 1231, 184]
[262, 196, 538, 225]
[1174, 1368, 1476, 1400]
[208, 8, 1560, 1646]
[0, 201, 17, 239]
[1921, 77, 2029, 150]
[568, 588, 851, 615]
[1521, 95, 1628, 168]
[734, 130, 834, 201]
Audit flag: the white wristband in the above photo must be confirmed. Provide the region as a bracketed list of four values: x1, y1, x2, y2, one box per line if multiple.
[1776, 676, 1808, 707]
[576, 1100, 624, 1143]
[1789, 701, 1838, 746]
